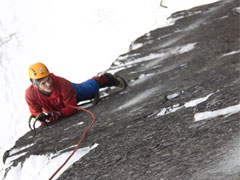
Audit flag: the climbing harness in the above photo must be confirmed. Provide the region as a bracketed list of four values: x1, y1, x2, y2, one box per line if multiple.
[48, 106, 96, 180]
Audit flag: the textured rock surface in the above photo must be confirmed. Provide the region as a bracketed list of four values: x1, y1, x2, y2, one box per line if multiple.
[3, 0, 240, 179]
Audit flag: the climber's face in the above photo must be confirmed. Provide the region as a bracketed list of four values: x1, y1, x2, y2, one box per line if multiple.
[39, 76, 53, 93]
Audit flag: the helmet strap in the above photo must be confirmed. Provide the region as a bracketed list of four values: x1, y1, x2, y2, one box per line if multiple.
[30, 78, 41, 89]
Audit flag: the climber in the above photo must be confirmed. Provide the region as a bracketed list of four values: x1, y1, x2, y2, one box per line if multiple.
[26, 62, 125, 126]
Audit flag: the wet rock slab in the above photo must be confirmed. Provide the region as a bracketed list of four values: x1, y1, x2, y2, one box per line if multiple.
[3, 0, 240, 179]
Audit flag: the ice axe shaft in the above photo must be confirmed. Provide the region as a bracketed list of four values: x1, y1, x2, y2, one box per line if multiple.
[28, 115, 37, 136]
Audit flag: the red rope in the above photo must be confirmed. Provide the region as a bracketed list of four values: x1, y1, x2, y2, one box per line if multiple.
[48, 106, 96, 180]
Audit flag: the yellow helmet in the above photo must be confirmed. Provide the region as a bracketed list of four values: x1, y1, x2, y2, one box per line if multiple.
[29, 62, 50, 80]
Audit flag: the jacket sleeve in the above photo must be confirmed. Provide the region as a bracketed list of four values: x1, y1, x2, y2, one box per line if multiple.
[59, 80, 78, 117]
[25, 88, 42, 116]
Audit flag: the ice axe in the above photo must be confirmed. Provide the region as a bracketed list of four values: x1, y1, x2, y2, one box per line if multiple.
[28, 113, 49, 136]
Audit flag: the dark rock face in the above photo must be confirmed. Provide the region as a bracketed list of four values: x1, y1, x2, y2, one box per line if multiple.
[3, 0, 240, 179]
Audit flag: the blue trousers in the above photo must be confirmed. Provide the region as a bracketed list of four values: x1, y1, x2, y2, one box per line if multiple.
[71, 79, 99, 102]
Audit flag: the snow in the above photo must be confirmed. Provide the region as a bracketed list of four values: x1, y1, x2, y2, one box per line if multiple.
[5, 152, 27, 166]
[158, 93, 240, 122]
[111, 42, 197, 72]
[3, 144, 35, 166]
[233, 7, 240, 13]
[2, 143, 98, 180]
[222, 50, 240, 57]
[0, 0, 221, 179]
[157, 104, 182, 116]
[166, 92, 181, 100]
[185, 93, 213, 107]
[157, 93, 213, 116]
[168, 16, 185, 25]
[167, 10, 203, 25]
[130, 43, 144, 51]
[9, 143, 34, 156]
[178, 43, 196, 54]
[194, 103, 240, 122]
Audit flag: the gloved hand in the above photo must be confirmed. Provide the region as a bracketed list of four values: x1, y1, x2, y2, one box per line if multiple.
[47, 111, 62, 123]
[35, 113, 47, 126]
[35, 113, 47, 121]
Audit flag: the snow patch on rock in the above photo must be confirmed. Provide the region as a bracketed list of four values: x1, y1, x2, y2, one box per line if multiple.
[194, 103, 240, 121]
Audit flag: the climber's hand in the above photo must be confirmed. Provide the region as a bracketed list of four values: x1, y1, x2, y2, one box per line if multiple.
[47, 111, 62, 123]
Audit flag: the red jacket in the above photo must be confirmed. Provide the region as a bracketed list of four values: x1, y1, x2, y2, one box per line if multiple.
[25, 73, 78, 117]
